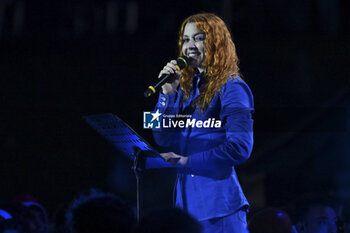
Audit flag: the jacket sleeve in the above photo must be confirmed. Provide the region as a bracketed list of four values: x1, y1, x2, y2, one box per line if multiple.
[145, 92, 182, 169]
[186, 79, 254, 174]
[152, 92, 181, 149]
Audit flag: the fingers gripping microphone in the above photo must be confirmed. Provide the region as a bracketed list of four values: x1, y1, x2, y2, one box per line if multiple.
[144, 56, 189, 98]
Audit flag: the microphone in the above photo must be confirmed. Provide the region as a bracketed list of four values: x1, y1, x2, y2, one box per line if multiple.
[144, 56, 189, 98]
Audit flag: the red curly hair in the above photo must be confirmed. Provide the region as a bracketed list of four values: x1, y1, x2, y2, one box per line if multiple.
[178, 13, 241, 111]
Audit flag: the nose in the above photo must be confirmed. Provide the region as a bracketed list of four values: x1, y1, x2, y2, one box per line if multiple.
[186, 39, 197, 49]
[186, 44, 198, 53]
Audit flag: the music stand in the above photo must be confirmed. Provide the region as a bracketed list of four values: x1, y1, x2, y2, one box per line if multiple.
[83, 113, 171, 221]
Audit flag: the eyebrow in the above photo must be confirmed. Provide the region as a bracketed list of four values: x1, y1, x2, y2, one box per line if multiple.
[183, 32, 205, 37]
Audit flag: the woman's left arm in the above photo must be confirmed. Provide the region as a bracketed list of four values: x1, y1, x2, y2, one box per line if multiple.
[176, 80, 254, 172]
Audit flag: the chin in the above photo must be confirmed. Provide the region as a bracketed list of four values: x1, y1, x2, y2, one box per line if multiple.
[189, 62, 203, 70]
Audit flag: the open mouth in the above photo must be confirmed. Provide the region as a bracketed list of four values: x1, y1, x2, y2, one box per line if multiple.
[187, 52, 200, 58]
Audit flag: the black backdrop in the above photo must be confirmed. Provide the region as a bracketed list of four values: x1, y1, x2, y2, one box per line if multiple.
[1, 0, 349, 219]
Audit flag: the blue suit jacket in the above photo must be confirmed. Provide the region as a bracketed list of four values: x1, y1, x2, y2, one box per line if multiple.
[150, 74, 254, 221]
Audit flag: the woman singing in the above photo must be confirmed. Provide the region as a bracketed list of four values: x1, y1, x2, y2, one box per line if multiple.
[152, 13, 254, 233]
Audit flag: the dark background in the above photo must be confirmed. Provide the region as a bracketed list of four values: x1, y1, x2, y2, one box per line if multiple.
[1, 0, 349, 220]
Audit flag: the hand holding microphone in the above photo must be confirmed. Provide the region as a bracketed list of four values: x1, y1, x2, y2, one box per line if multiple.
[158, 60, 181, 95]
[144, 56, 189, 97]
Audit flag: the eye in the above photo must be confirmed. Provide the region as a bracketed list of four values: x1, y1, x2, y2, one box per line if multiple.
[183, 38, 189, 43]
[194, 34, 205, 42]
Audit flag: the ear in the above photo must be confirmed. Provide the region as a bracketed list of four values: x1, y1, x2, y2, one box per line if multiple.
[296, 222, 306, 233]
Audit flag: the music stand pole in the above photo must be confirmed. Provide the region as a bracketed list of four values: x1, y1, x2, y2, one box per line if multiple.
[132, 146, 145, 222]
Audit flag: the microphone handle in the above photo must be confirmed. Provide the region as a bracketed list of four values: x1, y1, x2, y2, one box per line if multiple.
[144, 73, 171, 98]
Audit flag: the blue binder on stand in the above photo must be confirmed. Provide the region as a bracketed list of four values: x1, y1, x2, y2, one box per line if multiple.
[83, 113, 171, 169]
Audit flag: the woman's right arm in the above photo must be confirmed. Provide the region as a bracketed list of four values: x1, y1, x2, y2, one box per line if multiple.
[144, 60, 183, 169]
[152, 60, 182, 148]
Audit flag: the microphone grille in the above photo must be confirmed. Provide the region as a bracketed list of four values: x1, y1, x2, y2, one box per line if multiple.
[176, 56, 189, 70]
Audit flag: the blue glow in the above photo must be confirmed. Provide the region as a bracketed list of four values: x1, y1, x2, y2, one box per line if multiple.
[277, 212, 284, 217]
[0, 209, 12, 220]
